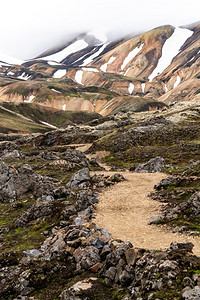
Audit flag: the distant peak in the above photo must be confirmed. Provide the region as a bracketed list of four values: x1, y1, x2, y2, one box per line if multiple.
[87, 29, 107, 44]
[180, 20, 200, 31]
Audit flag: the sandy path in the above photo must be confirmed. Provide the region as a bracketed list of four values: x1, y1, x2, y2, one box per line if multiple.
[71, 143, 200, 256]
[93, 171, 200, 256]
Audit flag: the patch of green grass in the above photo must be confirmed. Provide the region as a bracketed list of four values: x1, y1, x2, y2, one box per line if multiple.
[0, 198, 45, 252]
[103, 72, 146, 83]
[111, 288, 127, 300]
[0, 105, 52, 133]
[1, 102, 101, 127]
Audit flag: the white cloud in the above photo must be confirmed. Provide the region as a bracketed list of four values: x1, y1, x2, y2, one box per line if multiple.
[0, 0, 199, 59]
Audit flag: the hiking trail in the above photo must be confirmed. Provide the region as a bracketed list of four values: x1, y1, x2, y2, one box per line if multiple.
[74, 144, 200, 255]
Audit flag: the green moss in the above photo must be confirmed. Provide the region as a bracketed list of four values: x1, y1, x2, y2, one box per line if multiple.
[0, 198, 48, 252]
[90, 121, 200, 168]
[102, 72, 146, 83]
[111, 288, 127, 300]
[0, 105, 52, 133]
[1, 102, 101, 127]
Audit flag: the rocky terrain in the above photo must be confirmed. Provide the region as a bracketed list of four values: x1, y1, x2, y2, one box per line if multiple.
[0, 99, 199, 299]
[0, 20, 199, 300]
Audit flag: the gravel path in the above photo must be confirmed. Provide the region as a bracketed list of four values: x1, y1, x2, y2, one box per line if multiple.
[73, 144, 200, 256]
[93, 171, 200, 256]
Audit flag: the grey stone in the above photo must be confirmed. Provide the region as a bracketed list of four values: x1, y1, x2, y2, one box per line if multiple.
[148, 215, 163, 225]
[74, 246, 100, 270]
[0, 162, 57, 203]
[169, 242, 194, 253]
[125, 248, 138, 265]
[134, 157, 165, 173]
[60, 278, 97, 299]
[110, 173, 126, 182]
[105, 267, 117, 281]
[23, 249, 41, 258]
[188, 192, 200, 214]
[182, 286, 200, 299]
[67, 168, 90, 189]
[154, 176, 178, 190]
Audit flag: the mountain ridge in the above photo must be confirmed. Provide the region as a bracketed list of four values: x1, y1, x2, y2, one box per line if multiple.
[0, 21, 199, 119]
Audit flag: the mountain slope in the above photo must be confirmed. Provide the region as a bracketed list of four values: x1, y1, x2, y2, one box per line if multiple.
[0, 105, 53, 133]
[0, 22, 199, 116]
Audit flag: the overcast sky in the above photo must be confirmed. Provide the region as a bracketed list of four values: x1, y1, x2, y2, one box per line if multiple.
[0, 0, 199, 59]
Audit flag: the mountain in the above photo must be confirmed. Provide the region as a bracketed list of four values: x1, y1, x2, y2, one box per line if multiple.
[0, 22, 199, 120]
[1, 21, 200, 300]
[36, 30, 113, 67]
[0, 53, 24, 66]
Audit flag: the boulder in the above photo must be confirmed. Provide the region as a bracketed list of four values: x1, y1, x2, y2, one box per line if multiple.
[188, 192, 200, 214]
[67, 168, 91, 189]
[169, 242, 194, 254]
[60, 278, 98, 300]
[15, 202, 55, 227]
[125, 248, 142, 266]
[154, 176, 178, 190]
[182, 286, 200, 300]
[110, 173, 126, 182]
[37, 151, 59, 160]
[87, 227, 112, 249]
[1, 150, 24, 160]
[23, 249, 41, 258]
[74, 246, 101, 270]
[134, 157, 165, 173]
[62, 149, 89, 166]
[0, 162, 57, 202]
[0, 141, 20, 153]
[148, 214, 163, 225]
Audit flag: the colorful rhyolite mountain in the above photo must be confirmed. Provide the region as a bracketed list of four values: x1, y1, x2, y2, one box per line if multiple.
[0, 22, 199, 115]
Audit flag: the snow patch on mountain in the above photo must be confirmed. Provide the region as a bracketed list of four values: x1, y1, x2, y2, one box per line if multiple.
[100, 56, 116, 72]
[40, 121, 57, 129]
[48, 61, 63, 66]
[173, 75, 181, 88]
[0, 53, 24, 65]
[63, 104, 66, 111]
[81, 43, 108, 66]
[75, 70, 83, 85]
[121, 44, 144, 70]
[124, 67, 130, 76]
[53, 69, 66, 78]
[128, 83, 134, 94]
[24, 95, 35, 103]
[141, 83, 146, 93]
[149, 27, 193, 81]
[0, 62, 9, 67]
[51, 88, 62, 93]
[82, 67, 99, 72]
[40, 40, 88, 62]
[7, 71, 15, 76]
[17, 72, 31, 80]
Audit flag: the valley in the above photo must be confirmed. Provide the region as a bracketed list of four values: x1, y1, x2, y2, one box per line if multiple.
[0, 20, 200, 300]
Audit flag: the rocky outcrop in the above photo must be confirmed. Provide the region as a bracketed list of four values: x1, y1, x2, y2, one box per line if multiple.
[67, 168, 91, 189]
[0, 162, 57, 202]
[0, 130, 199, 300]
[151, 168, 200, 234]
[133, 156, 165, 173]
